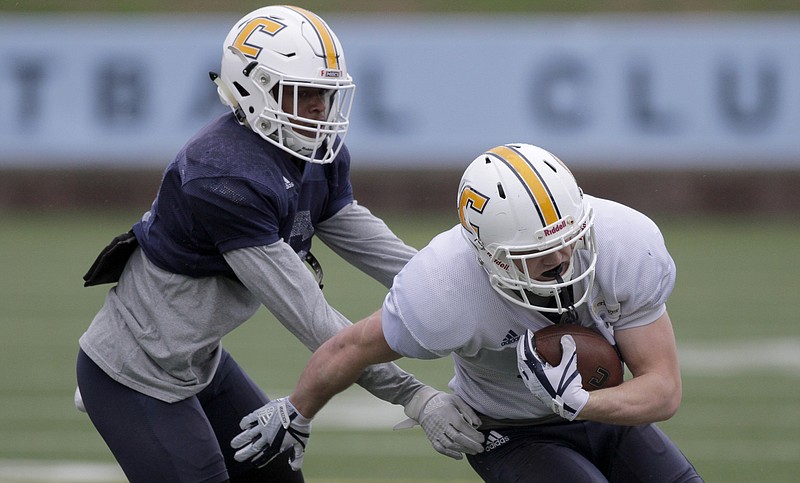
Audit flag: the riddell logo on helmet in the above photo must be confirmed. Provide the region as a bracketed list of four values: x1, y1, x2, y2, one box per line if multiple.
[544, 219, 569, 237]
[320, 69, 342, 78]
[486, 250, 509, 271]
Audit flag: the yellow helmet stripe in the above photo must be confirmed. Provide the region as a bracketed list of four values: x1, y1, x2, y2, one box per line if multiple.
[285, 6, 340, 69]
[487, 145, 560, 226]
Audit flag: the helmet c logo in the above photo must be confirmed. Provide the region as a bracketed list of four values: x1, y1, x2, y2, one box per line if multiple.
[233, 17, 287, 59]
[459, 187, 489, 237]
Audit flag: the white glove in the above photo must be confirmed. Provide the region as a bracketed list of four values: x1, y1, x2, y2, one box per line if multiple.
[394, 386, 485, 459]
[231, 397, 311, 471]
[516, 330, 589, 421]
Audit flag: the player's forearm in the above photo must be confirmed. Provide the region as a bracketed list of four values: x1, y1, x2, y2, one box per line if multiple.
[579, 371, 682, 425]
[349, 306, 425, 406]
[290, 311, 395, 418]
[289, 338, 363, 418]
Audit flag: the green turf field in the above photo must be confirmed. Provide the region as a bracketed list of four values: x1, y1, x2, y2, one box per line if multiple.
[0, 209, 798, 482]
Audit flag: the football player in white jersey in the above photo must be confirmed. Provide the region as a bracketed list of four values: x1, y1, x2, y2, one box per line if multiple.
[233, 143, 703, 482]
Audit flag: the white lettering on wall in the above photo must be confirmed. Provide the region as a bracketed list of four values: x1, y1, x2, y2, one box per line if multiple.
[1, 14, 798, 168]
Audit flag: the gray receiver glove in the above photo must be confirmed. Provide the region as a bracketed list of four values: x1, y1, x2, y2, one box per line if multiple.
[394, 386, 485, 459]
[231, 397, 311, 471]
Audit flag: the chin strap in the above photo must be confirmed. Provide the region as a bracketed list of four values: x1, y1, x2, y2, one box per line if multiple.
[554, 272, 578, 324]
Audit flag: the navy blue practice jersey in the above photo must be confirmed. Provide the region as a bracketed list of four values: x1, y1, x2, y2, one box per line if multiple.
[133, 113, 353, 278]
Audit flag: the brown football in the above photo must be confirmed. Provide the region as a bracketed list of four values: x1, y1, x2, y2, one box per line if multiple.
[533, 324, 624, 391]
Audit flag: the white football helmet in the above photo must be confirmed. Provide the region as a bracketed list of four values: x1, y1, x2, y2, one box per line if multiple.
[213, 5, 355, 163]
[457, 143, 597, 314]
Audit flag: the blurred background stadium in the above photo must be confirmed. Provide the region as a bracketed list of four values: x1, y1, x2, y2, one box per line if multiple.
[1, 1, 799, 482]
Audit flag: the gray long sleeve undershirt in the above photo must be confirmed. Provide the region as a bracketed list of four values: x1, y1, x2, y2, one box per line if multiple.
[224, 201, 423, 407]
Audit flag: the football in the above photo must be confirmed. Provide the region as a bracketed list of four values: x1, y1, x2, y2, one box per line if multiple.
[533, 324, 624, 391]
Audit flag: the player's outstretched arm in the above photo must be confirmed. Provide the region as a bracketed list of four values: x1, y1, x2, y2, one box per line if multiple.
[232, 310, 484, 469]
[289, 309, 484, 459]
[293, 309, 394, 418]
[231, 310, 390, 470]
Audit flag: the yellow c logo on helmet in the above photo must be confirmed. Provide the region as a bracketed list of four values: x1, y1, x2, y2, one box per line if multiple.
[233, 17, 287, 59]
[459, 186, 489, 237]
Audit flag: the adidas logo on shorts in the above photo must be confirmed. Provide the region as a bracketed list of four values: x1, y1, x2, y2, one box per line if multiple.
[485, 430, 510, 452]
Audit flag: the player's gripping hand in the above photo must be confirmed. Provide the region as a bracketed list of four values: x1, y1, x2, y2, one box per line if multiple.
[394, 386, 485, 459]
[516, 330, 589, 421]
[231, 397, 311, 471]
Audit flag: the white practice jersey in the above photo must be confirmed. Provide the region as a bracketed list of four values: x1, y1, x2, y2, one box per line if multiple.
[382, 195, 676, 421]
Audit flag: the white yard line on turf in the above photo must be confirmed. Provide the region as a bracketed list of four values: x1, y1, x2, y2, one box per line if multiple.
[0, 460, 125, 482]
[677, 337, 800, 374]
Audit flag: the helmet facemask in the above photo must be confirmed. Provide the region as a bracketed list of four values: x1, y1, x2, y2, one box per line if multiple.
[483, 207, 597, 315]
[250, 64, 354, 163]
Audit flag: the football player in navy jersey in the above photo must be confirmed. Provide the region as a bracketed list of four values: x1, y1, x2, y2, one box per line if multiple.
[75, 6, 483, 482]
[243, 143, 703, 482]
